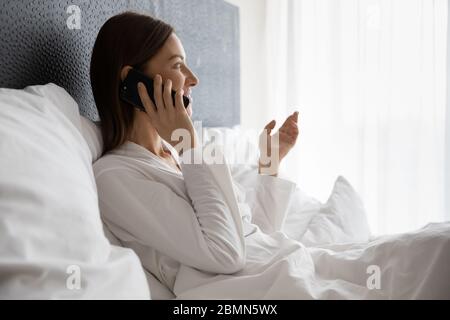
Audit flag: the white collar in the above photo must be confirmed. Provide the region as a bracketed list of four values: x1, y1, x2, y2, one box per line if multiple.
[113, 140, 182, 175]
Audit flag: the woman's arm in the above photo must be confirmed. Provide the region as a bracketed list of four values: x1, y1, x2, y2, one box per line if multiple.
[95, 147, 246, 275]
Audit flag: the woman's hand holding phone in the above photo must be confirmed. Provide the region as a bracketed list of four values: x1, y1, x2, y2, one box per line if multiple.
[137, 74, 197, 155]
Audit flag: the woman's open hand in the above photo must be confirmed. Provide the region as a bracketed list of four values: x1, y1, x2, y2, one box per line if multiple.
[259, 111, 299, 175]
[137, 74, 197, 154]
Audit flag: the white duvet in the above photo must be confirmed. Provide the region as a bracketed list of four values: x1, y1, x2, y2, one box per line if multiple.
[176, 164, 450, 299]
[175, 222, 450, 299]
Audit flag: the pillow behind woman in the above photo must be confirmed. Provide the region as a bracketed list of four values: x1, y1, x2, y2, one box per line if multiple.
[0, 83, 149, 299]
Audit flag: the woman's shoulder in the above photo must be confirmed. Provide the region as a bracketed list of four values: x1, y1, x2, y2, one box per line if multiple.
[93, 141, 153, 179]
[93, 141, 184, 194]
[93, 152, 138, 180]
[92, 143, 170, 183]
[93, 141, 145, 174]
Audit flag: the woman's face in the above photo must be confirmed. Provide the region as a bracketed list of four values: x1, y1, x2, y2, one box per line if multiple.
[141, 33, 199, 117]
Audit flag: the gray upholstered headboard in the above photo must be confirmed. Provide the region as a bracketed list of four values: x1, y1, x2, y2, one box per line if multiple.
[0, 0, 240, 127]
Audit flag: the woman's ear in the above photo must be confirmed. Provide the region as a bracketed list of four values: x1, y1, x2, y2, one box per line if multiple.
[120, 65, 133, 81]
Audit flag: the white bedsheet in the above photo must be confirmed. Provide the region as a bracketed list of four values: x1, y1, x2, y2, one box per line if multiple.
[174, 222, 450, 299]
[175, 163, 450, 299]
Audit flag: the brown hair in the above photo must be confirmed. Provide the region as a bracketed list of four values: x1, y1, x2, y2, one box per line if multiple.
[90, 12, 174, 156]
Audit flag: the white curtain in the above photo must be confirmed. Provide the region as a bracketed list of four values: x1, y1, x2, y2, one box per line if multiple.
[264, 0, 448, 235]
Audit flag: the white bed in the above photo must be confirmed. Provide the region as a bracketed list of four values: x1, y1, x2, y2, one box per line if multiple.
[80, 86, 450, 299]
[1, 84, 449, 299]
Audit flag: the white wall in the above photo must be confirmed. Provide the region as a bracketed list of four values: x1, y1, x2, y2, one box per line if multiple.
[224, 0, 268, 131]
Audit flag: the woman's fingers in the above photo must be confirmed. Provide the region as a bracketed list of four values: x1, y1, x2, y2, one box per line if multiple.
[175, 89, 186, 112]
[264, 120, 276, 135]
[280, 130, 297, 145]
[137, 82, 157, 119]
[281, 111, 299, 127]
[153, 74, 165, 110]
[265, 119, 276, 129]
[163, 79, 174, 110]
[280, 112, 299, 134]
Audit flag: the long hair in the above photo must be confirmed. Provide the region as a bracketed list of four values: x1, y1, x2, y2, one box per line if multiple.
[90, 12, 174, 155]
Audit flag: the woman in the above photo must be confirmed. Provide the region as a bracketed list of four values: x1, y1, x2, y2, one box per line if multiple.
[91, 12, 450, 299]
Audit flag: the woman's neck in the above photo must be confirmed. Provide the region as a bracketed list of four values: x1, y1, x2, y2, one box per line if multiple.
[128, 112, 166, 157]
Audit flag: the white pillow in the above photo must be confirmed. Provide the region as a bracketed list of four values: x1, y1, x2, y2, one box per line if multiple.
[0, 83, 150, 299]
[299, 176, 371, 246]
[79, 116, 103, 163]
[282, 187, 322, 241]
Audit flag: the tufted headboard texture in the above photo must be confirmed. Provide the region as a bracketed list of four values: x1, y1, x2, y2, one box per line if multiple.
[0, 0, 240, 127]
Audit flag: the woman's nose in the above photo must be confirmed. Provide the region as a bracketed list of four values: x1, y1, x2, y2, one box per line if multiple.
[185, 68, 199, 87]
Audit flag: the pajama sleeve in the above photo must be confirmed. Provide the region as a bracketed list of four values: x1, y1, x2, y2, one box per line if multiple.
[95, 145, 246, 274]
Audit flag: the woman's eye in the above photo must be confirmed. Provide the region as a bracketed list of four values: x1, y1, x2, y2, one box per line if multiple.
[173, 63, 182, 69]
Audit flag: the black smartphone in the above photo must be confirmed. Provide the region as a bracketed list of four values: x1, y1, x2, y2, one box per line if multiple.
[119, 68, 190, 112]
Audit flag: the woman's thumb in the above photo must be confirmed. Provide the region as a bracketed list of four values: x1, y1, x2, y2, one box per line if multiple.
[265, 119, 276, 132]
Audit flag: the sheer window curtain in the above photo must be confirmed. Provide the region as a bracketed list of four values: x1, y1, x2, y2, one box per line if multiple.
[264, 0, 448, 235]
